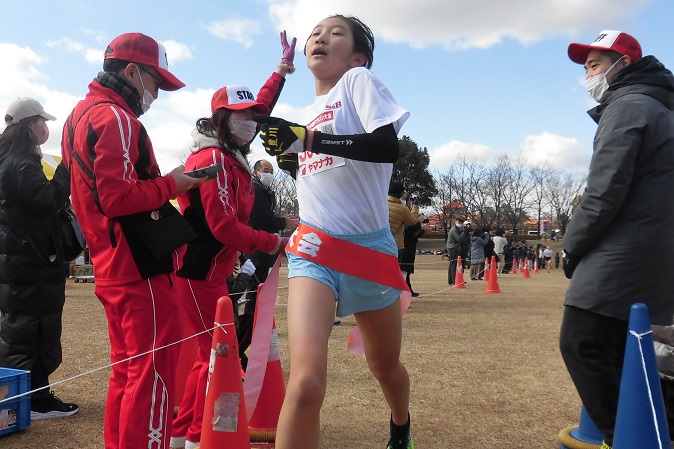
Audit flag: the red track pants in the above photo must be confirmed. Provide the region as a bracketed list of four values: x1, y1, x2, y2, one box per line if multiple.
[96, 273, 182, 449]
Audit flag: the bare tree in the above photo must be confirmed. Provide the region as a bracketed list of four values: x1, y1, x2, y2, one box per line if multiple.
[528, 162, 555, 235]
[485, 155, 512, 228]
[502, 157, 534, 239]
[460, 158, 491, 228]
[549, 172, 586, 237]
[429, 167, 460, 239]
[271, 173, 298, 234]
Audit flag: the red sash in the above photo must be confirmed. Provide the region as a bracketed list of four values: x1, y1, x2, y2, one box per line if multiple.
[286, 223, 410, 292]
[287, 223, 412, 356]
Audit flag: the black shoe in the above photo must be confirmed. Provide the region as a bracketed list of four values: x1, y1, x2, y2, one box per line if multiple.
[31, 391, 79, 420]
[387, 434, 414, 449]
[411, 292, 419, 297]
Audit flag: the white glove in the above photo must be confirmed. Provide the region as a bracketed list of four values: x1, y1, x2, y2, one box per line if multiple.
[240, 259, 256, 276]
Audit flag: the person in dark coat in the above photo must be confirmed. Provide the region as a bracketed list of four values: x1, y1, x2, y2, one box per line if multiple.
[239, 158, 298, 370]
[0, 97, 78, 420]
[502, 241, 513, 273]
[400, 195, 424, 296]
[446, 218, 469, 285]
[560, 30, 674, 447]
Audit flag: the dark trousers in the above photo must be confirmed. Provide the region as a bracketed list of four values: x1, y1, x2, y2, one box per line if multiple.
[447, 247, 460, 284]
[559, 306, 628, 446]
[238, 264, 270, 371]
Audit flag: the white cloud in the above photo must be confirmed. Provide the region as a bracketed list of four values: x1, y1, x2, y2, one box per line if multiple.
[521, 132, 590, 174]
[266, 0, 649, 50]
[162, 40, 193, 64]
[203, 19, 262, 48]
[428, 140, 496, 169]
[428, 132, 591, 175]
[46, 36, 192, 66]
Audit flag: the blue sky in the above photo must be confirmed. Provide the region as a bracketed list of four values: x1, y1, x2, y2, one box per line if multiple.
[1, 0, 672, 176]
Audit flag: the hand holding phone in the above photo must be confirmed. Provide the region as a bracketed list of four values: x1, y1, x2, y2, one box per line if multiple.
[184, 164, 223, 179]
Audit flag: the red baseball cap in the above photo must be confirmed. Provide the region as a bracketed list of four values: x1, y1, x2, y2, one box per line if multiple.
[568, 30, 642, 65]
[210, 86, 270, 115]
[104, 32, 185, 91]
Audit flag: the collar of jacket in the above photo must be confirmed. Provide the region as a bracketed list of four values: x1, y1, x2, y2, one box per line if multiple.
[94, 71, 143, 117]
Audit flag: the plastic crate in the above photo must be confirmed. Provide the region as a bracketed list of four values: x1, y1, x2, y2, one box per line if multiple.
[0, 367, 31, 436]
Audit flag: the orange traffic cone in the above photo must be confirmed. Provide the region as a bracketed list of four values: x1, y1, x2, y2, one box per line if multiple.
[453, 256, 466, 289]
[512, 258, 518, 274]
[485, 256, 502, 294]
[522, 261, 531, 279]
[200, 296, 249, 449]
[483, 258, 490, 281]
[534, 258, 540, 273]
[248, 315, 286, 447]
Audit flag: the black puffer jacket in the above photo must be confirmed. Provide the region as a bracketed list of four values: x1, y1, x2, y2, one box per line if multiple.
[0, 151, 71, 315]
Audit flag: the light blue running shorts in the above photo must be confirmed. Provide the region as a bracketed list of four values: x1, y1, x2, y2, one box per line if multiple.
[286, 222, 403, 318]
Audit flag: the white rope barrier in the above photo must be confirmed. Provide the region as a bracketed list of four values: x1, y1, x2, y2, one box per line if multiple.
[628, 329, 664, 449]
[0, 322, 235, 406]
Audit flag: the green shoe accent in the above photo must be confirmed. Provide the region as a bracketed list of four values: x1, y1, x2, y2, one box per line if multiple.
[387, 434, 413, 449]
[600, 442, 612, 449]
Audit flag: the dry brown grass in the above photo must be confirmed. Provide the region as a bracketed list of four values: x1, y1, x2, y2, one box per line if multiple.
[1, 239, 581, 448]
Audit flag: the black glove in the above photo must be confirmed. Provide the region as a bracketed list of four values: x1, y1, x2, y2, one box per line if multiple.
[277, 153, 298, 179]
[562, 250, 581, 279]
[252, 115, 308, 156]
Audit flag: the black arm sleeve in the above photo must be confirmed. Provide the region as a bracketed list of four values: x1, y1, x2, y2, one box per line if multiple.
[309, 124, 399, 163]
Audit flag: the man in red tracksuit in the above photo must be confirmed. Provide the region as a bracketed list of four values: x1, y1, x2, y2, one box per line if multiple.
[61, 33, 204, 449]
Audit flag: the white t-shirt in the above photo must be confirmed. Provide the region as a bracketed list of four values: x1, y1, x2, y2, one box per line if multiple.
[296, 67, 409, 234]
[493, 236, 507, 254]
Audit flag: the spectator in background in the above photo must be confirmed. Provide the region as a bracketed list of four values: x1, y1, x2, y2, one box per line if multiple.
[483, 228, 498, 268]
[492, 229, 508, 275]
[555, 251, 561, 269]
[240, 158, 298, 369]
[502, 240, 514, 273]
[469, 228, 489, 281]
[460, 221, 472, 270]
[0, 97, 78, 420]
[400, 194, 425, 296]
[543, 245, 554, 272]
[388, 181, 425, 295]
[446, 217, 468, 285]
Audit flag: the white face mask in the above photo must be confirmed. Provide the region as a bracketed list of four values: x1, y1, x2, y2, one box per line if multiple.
[585, 56, 624, 102]
[136, 67, 156, 113]
[258, 172, 274, 187]
[230, 119, 257, 145]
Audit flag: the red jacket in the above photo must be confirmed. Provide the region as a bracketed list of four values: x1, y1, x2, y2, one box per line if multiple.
[176, 73, 285, 281]
[61, 80, 177, 286]
[176, 147, 278, 281]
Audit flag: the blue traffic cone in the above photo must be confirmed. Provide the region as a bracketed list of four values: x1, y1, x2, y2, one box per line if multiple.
[613, 303, 670, 449]
[558, 405, 603, 448]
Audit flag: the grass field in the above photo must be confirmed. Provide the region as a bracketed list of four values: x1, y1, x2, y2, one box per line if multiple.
[1, 239, 584, 448]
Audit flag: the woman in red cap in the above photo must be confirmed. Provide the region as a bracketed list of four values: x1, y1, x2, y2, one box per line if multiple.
[169, 31, 296, 449]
